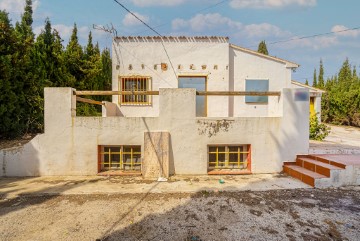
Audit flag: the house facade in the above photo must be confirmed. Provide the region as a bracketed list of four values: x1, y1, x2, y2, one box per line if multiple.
[0, 36, 309, 178]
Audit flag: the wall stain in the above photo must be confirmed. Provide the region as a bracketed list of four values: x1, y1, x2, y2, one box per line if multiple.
[2, 152, 6, 176]
[197, 119, 234, 138]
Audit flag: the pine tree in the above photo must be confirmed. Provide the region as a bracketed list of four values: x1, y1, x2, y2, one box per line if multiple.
[257, 40, 268, 55]
[14, 0, 42, 134]
[313, 69, 317, 87]
[100, 48, 112, 102]
[84, 31, 94, 60]
[305, 79, 309, 85]
[64, 23, 84, 89]
[35, 18, 73, 87]
[318, 59, 325, 89]
[15, 0, 34, 41]
[0, 10, 25, 138]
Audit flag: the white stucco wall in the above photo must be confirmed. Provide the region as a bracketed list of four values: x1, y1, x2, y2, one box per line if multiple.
[112, 36, 230, 117]
[230, 47, 292, 117]
[1, 87, 309, 177]
[112, 37, 297, 118]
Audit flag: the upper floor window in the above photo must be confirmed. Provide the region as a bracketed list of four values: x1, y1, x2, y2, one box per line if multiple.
[245, 79, 269, 103]
[119, 76, 151, 105]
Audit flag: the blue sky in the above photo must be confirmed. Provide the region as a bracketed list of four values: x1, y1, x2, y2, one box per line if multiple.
[1, 0, 360, 83]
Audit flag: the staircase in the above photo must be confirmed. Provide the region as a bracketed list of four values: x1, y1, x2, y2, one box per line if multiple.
[283, 154, 360, 188]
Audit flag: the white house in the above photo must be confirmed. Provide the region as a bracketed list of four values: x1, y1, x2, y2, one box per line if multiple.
[0, 36, 310, 178]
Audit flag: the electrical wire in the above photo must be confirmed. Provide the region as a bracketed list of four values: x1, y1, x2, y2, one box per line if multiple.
[112, 0, 178, 81]
[247, 26, 360, 48]
[133, 0, 230, 35]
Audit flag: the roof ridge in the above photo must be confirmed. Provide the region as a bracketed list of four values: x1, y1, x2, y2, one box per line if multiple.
[229, 43, 299, 68]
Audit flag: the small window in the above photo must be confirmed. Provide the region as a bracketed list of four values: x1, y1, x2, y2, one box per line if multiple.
[119, 76, 151, 105]
[245, 79, 269, 103]
[208, 145, 250, 170]
[98, 145, 141, 172]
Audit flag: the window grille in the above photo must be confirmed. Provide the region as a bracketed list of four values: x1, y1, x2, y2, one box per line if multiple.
[98, 145, 141, 172]
[119, 76, 151, 105]
[208, 145, 250, 170]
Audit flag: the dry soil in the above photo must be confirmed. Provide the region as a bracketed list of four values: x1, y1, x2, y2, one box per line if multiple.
[0, 188, 359, 241]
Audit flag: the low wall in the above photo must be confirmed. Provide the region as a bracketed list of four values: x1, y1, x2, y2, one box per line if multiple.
[1, 87, 309, 176]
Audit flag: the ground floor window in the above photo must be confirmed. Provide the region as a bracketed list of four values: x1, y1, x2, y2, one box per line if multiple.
[208, 145, 251, 170]
[98, 145, 141, 172]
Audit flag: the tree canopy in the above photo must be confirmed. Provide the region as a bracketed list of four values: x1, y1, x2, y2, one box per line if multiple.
[257, 40, 269, 55]
[0, 0, 112, 138]
[318, 59, 360, 127]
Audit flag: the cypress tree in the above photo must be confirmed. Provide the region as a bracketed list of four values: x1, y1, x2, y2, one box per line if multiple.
[313, 69, 317, 87]
[0, 10, 24, 138]
[84, 31, 94, 60]
[318, 59, 325, 89]
[305, 79, 309, 85]
[14, 0, 42, 134]
[257, 40, 268, 55]
[65, 23, 84, 89]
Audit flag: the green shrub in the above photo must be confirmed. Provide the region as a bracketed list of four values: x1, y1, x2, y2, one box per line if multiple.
[309, 113, 330, 141]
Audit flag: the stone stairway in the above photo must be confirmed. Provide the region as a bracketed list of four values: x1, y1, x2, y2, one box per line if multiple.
[283, 154, 360, 188]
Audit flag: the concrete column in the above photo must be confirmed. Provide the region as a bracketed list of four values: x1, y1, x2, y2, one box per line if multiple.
[159, 88, 196, 120]
[142, 132, 170, 179]
[281, 88, 309, 159]
[44, 88, 76, 134]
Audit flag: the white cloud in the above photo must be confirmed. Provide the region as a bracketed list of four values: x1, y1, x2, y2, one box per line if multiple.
[171, 13, 343, 51]
[130, 0, 187, 7]
[172, 18, 188, 30]
[0, 0, 40, 18]
[229, 0, 316, 9]
[243, 23, 289, 38]
[172, 13, 242, 32]
[331, 25, 360, 38]
[171, 13, 288, 39]
[122, 12, 149, 26]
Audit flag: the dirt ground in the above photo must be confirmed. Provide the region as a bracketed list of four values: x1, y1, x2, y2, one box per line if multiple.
[0, 188, 359, 241]
[310, 124, 360, 154]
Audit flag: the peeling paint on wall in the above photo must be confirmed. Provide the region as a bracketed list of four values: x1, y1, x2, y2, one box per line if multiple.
[197, 119, 234, 138]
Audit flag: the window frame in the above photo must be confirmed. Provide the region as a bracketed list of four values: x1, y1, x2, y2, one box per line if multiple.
[178, 75, 207, 117]
[118, 76, 152, 106]
[208, 144, 251, 171]
[98, 145, 142, 173]
[245, 79, 269, 104]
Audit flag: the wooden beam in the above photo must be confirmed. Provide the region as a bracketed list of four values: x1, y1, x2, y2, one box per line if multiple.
[76, 96, 104, 105]
[74, 91, 160, 96]
[74, 90, 281, 96]
[196, 91, 281, 96]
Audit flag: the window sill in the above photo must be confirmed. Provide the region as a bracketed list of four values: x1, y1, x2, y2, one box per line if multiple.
[207, 169, 252, 175]
[97, 170, 142, 176]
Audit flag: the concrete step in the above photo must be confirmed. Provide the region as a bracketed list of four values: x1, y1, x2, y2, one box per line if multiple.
[307, 155, 347, 169]
[296, 157, 343, 177]
[283, 164, 327, 187]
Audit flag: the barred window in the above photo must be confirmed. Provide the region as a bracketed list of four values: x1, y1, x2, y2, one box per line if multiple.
[98, 145, 141, 172]
[119, 76, 151, 105]
[208, 145, 250, 170]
